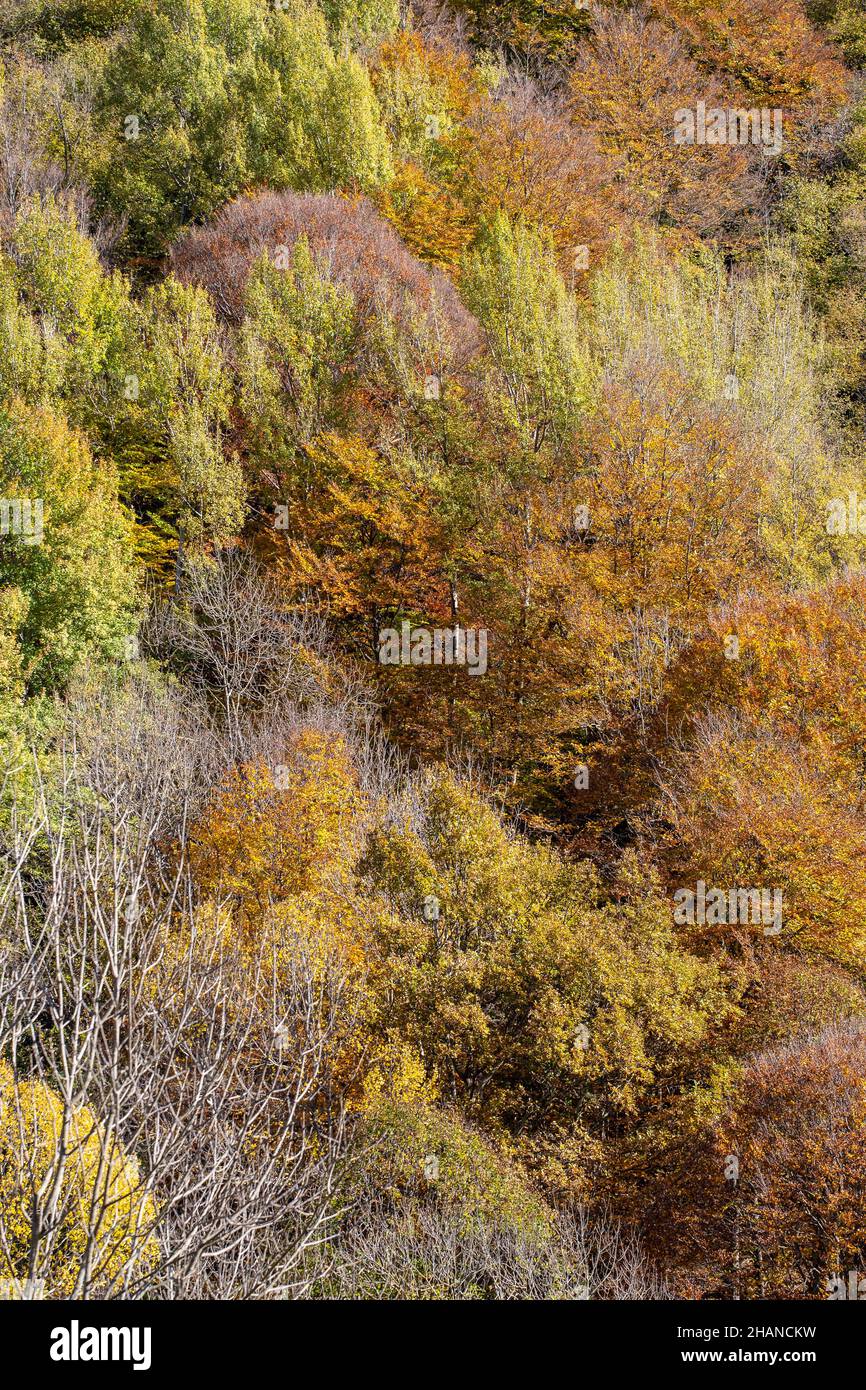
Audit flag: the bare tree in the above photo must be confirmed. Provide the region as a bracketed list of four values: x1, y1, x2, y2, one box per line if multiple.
[313, 1199, 668, 1301]
[144, 550, 384, 773]
[0, 677, 358, 1300]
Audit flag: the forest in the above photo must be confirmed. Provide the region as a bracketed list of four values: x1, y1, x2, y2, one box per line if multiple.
[1, 0, 866, 1304]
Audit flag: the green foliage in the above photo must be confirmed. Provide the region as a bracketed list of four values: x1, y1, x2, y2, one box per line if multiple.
[358, 1100, 552, 1234]
[239, 236, 356, 462]
[249, 3, 392, 193]
[320, 0, 399, 45]
[0, 0, 144, 50]
[808, 0, 866, 66]
[0, 199, 244, 569]
[775, 128, 866, 408]
[462, 213, 591, 465]
[137, 277, 244, 552]
[0, 195, 134, 412]
[91, 0, 393, 255]
[589, 233, 854, 587]
[0, 400, 138, 693]
[93, 0, 252, 255]
[447, 0, 592, 63]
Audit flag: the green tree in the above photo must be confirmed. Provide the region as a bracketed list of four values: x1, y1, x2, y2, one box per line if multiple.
[93, 0, 393, 255]
[462, 212, 591, 464]
[0, 195, 134, 415]
[136, 277, 244, 567]
[0, 400, 137, 693]
[238, 236, 356, 484]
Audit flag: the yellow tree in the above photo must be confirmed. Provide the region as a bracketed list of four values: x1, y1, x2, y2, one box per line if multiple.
[0, 1062, 158, 1298]
[189, 728, 364, 924]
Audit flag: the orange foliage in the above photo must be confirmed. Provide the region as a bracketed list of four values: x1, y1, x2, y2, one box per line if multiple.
[189, 729, 364, 921]
[656, 0, 849, 108]
[375, 161, 475, 271]
[714, 1024, 866, 1297]
[463, 78, 629, 270]
[570, 8, 768, 243]
[261, 432, 449, 630]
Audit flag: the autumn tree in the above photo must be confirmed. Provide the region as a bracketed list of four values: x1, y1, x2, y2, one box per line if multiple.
[569, 8, 768, 243]
[708, 1023, 866, 1297]
[656, 0, 848, 109]
[0, 1062, 159, 1299]
[358, 769, 728, 1175]
[656, 579, 866, 968]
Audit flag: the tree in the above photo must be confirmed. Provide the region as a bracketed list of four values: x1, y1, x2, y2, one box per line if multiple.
[569, 8, 767, 242]
[656, 577, 866, 969]
[320, 0, 399, 46]
[0, 399, 137, 694]
[463, 211, 590, 461]
[657, 0, 847, 109]
[143, 549, 347, 750]
[238, 237, 356, 462]
[462, 74, 625, 270]
[312, 1100, 667, 1299]
[0, 674, 357, 1298]
[0, 193, 133, 413]
[813, 0, 866, 67]
[93, 0, 393, 255]
[136, 276, 244, 568]
[0, 0, 145, 50]
[93, 0, 254, 256]
[189, 728, 364, 920]
[170, 187, 479, 354]
[0, 1062, 159, 1299]
[359, 769, 727, 1156]
[708, 1023, 866, 1298]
